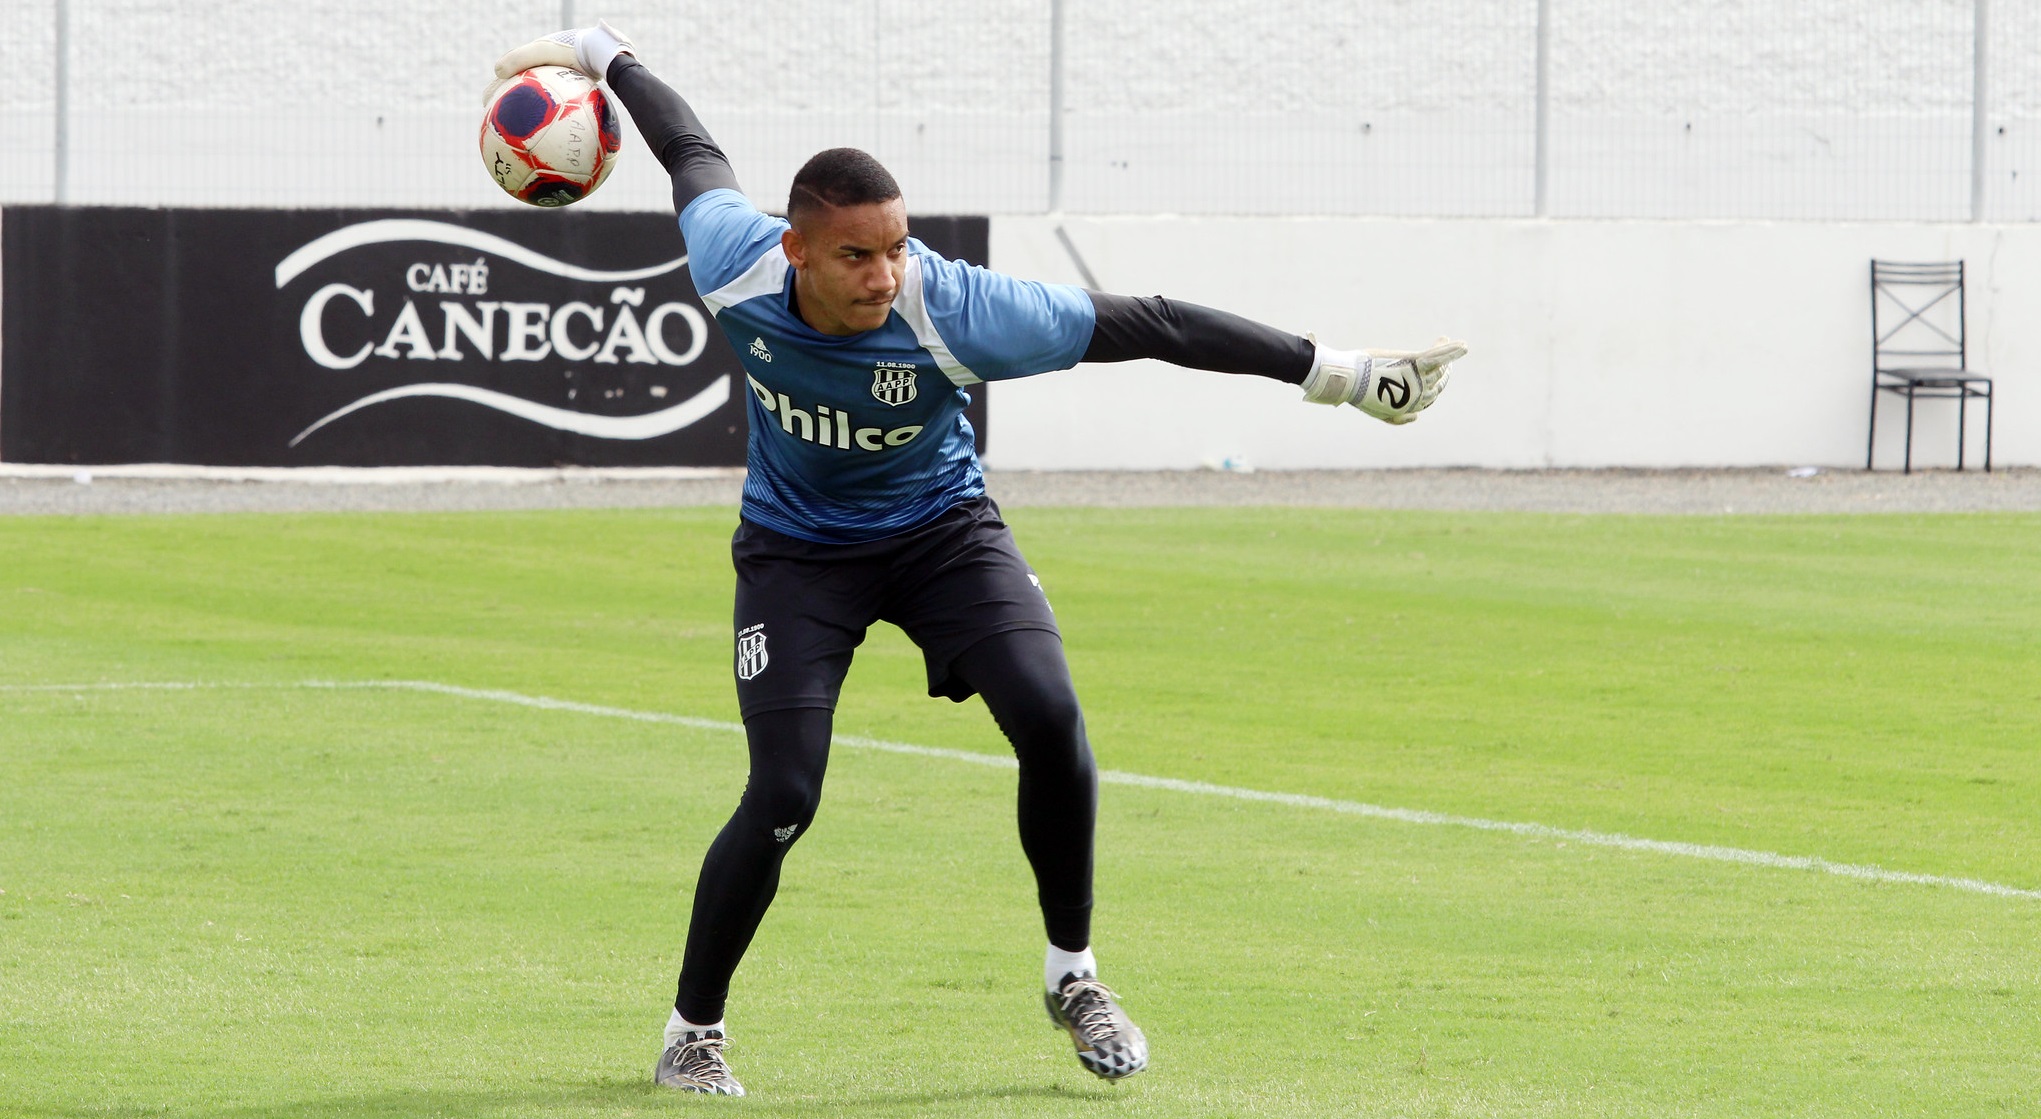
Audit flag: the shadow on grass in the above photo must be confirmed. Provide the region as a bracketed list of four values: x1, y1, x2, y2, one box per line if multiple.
[22, 1076, 1127, 1118]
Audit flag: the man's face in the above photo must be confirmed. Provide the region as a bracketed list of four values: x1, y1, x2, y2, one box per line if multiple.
[782, 198, 909, 336]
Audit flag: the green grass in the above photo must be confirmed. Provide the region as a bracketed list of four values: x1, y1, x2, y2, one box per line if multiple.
[2, 507, 2037, 1118]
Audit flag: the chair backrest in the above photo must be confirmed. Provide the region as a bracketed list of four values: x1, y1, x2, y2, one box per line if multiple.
[1870, 259, 1966, 375]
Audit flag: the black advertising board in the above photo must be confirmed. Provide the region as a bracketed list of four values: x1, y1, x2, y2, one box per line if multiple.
[0, 207, 989, 466]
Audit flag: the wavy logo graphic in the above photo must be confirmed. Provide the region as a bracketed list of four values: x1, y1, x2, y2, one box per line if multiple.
[289, 378, 731, 447]
[275, 219, 689, 287]
[279, 219, 727, 445]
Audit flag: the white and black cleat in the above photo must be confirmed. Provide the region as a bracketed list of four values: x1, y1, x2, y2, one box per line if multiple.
[654, 1029, 746, 1096]
[1045, 972, 1149, 1080]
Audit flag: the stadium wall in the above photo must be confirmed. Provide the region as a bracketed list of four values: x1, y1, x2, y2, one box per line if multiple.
[987, 216, 2037, 470]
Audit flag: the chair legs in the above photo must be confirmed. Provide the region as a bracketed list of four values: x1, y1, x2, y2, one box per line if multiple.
[1903, 385, 1915, 475]
[1984, 387, 1993, 473]
[1871, 382, 1990, 473]
[1958, 392, 1967, 471]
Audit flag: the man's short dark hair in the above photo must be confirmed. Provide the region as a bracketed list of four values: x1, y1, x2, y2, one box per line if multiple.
[787, 148, 902, 226]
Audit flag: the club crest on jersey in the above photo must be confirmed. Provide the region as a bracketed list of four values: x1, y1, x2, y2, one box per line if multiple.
[870, 361, 918, 407]
[736, 624, 769, 680]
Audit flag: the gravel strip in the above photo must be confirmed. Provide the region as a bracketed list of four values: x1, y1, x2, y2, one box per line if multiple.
[990, 467, 2041, 515]
[2, 467, 2038, 516]
[0, 474, 747, 516]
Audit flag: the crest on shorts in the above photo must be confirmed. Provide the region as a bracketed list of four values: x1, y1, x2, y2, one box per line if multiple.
[736, 625, 769, 680]
[871, 361, 918, 407]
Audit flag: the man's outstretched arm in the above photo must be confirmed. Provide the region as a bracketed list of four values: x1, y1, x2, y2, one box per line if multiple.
[491, 22, 739, 214]
[1084, 293, 1313, 381]
[1082, 291, 1464, 426]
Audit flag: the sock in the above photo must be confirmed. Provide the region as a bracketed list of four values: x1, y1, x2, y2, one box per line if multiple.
[1045, 944, 1097, 992]
[665, 1008, 725, 1049]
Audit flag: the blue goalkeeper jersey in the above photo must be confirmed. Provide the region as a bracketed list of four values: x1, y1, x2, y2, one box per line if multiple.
[680, 188, 1095, 544]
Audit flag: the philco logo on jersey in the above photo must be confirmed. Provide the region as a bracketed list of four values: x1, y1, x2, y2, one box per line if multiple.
[871, 360, 918, 407]
[736, 623, 769, 680]
[746, 374, 923, 452]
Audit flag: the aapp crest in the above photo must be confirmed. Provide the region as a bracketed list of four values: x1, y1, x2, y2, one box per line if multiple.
[736, 624, 770, 680]
[871, 361, 919, 407]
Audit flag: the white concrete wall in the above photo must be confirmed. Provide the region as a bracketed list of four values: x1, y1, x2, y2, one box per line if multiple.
[5, 1, 2041, 219]
[986, 216, 2035, 469]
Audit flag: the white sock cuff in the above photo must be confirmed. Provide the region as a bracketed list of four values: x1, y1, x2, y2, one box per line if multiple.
[1046, 944, 1097, 991]
[665, 1008, 725, 1047]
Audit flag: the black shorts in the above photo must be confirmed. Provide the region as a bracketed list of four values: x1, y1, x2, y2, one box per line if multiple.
[729, 496, 1060, 717]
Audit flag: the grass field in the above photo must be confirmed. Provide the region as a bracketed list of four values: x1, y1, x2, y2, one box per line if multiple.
[3, 506, 2038, 1118]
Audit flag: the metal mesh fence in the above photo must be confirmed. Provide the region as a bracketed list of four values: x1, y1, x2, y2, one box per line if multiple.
[1548, 2, 1976, 221]
[1060, 0, 1535, 216]
[0, 0, 2034, 220]
[611, 0, 1052, 214]
[1987, 0, 2041, 220]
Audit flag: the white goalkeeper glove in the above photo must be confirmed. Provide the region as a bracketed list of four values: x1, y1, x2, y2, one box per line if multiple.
[485, 20, 634, 101]
[1299, 337, 1466, 425]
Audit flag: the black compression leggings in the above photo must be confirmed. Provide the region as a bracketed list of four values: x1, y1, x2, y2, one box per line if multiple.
[674, 627, 1097, 1024]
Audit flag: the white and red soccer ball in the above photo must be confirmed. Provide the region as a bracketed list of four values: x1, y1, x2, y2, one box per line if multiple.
[480, 65, 622, 207]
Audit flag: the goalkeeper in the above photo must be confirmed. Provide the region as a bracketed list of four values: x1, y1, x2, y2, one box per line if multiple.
[492, 23, 1466, 1098]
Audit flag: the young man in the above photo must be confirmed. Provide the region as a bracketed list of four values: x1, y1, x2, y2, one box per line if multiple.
[493, 24, 1466, 1097]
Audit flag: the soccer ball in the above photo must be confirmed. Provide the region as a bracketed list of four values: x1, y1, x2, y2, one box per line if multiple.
[480, 66, 622, 207]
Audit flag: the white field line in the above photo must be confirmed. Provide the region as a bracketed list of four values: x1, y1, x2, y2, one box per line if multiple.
[9, 678, 2040, 902]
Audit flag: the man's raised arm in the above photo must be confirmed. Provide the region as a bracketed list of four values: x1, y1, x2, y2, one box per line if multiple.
[604, 55, 740, 214]
[1082, 291, 1465, 426]
[491, 21, 740, 214]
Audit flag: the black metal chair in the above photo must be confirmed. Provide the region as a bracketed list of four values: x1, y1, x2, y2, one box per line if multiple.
[1868, 260, 1992, 473]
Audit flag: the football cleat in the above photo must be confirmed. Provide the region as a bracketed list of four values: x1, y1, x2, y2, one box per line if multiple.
[654, 1029, 746, 1096]
[1044, 973, 1149, 1080]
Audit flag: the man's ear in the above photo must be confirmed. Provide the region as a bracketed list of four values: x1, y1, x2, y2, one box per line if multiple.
[781, 227, 806, 270]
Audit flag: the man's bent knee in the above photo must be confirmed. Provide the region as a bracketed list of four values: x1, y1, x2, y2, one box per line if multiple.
[735, 776, 823, 846]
